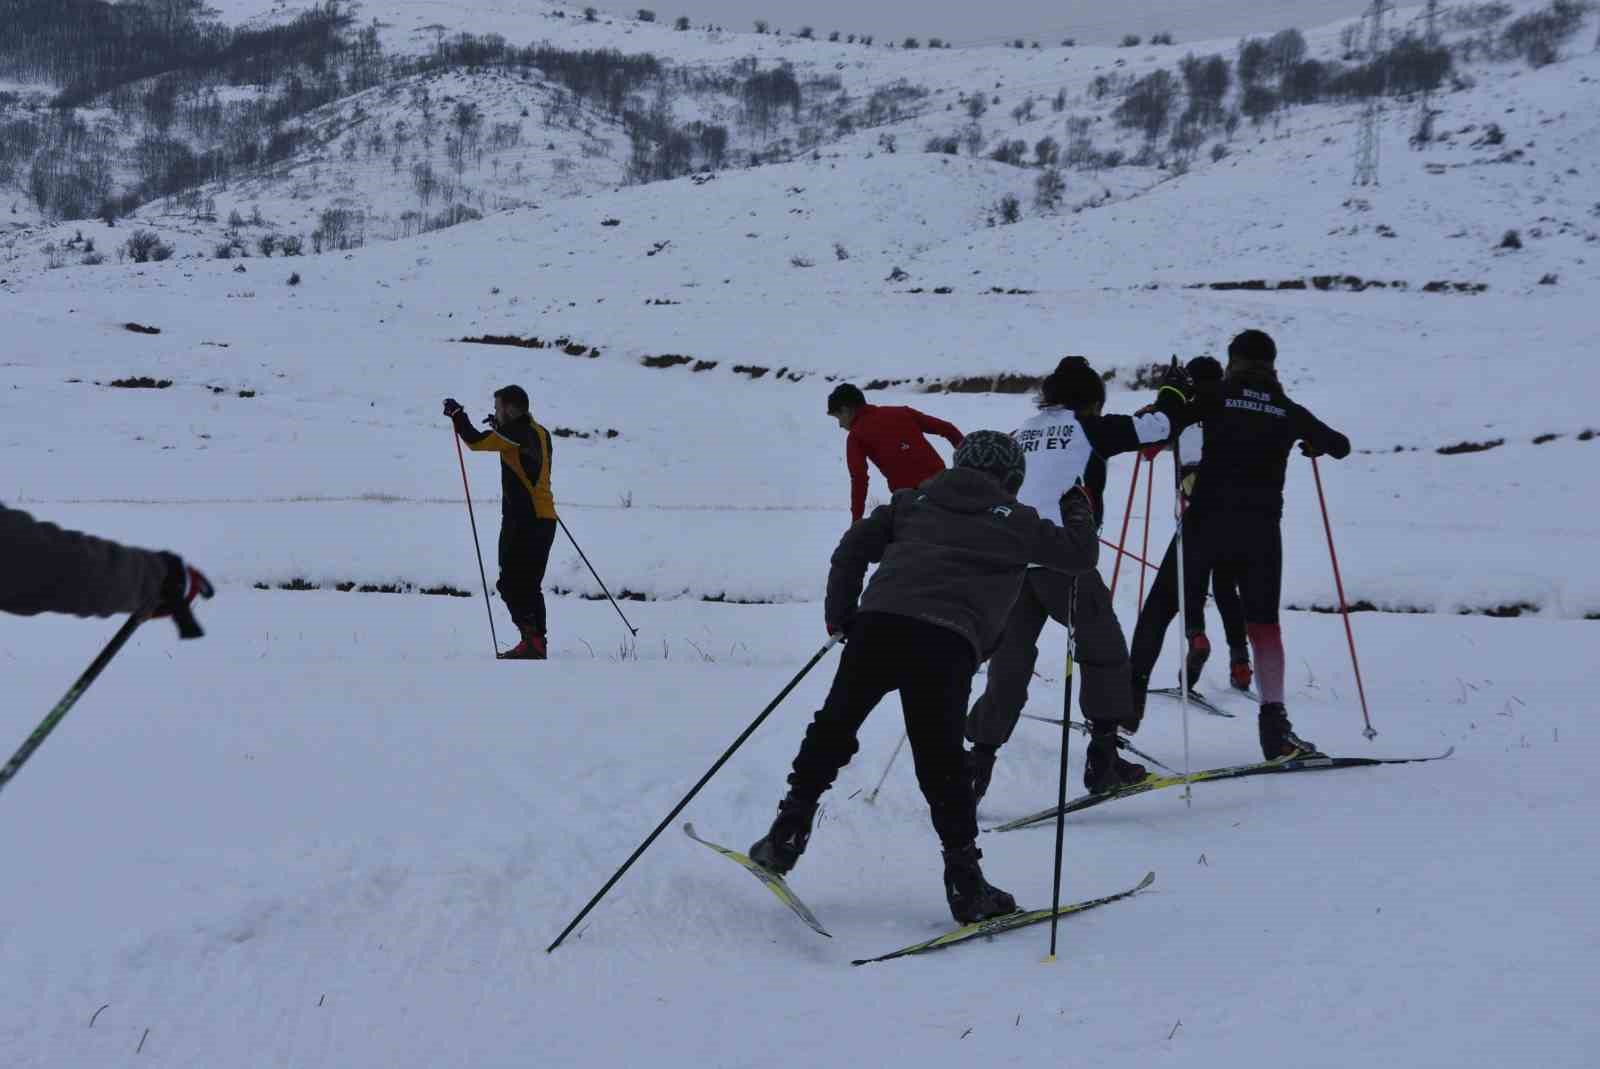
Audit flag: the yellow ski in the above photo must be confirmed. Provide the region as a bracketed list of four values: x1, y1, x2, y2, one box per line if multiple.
[852, 872, 1155, 966]
[683, 823, 831, 937]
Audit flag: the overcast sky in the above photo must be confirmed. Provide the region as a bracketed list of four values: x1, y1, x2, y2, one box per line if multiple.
[603, 0, 1366, 47]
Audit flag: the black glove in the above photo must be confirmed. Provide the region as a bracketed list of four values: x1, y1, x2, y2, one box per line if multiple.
[484, 411, 499, 429]
[1299, 440, 1326, 458]
[1060, 481, 1096, 528]
[826, 612, 855, 642]
[1152, 359, 1191, 420]
[1158, 356, 1192, 395]
[442, 397, 463, 418]
[152, 553, 215, 639]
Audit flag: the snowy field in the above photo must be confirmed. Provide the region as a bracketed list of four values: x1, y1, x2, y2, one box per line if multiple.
[3, 2, 1600, 1066]
[2, 598, 1596, 1067]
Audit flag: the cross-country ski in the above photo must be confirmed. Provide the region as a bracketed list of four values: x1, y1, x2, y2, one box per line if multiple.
[683, 823, 832, 937]
[1146, 685, 1237, 718]
[988, 749, 1456, 833]
[852, 872, 1156, 965]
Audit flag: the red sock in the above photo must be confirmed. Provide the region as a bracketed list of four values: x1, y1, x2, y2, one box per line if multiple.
[1247, 623, 1285, 704]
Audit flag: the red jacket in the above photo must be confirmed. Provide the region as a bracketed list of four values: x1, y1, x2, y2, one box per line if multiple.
[845, 404, 964, 521]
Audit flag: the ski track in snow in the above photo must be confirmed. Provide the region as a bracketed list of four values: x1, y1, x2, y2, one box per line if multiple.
[2, 2, 1599, 1066]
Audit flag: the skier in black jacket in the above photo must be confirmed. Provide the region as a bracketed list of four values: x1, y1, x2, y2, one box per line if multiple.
[0, 503, 212, 626]
[1141, 330, 1351, 760]
[964, 357, 1173, 801]
[748, 431, 1101, 924]
[1134, 356, 1253, 695]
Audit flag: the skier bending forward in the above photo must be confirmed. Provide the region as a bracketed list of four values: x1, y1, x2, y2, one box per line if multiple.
[748, 432, 1100, 924]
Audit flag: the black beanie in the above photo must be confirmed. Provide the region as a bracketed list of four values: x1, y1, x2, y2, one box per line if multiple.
[1227, 330, 1277, 364]
[1186, 355, 1224, 383]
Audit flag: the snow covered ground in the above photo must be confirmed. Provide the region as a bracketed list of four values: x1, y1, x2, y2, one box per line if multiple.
[2, 598, 1596, 1067]
[2, 2, 1599, 1066]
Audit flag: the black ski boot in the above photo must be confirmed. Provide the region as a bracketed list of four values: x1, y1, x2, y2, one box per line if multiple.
[966, 745, 998, 805]
[1083, 723, 1149, 794]
[748, 795, 817, 876]
[1258, 703, 1323, 761]
[1184, 632, 1211, 689]
[942, 842, 1017, 924]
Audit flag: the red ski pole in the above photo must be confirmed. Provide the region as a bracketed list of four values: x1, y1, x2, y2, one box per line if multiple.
[1099, 537, 1156, 572]
[1108, 453, 1141, 598]
[1311, 456, 1376, 740]
[1138, 456, 1155, 612]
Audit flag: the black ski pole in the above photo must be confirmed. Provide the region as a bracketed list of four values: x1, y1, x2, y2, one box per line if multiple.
[865, 731, 906, 804]
[452, 429, 500, 657]
[557, 516, 638, 637]
[547, 635, 841, 953]
[0, 614, 144, 797]
[1167, 357, 1194, 807]
[1045, 580, 1079, 962]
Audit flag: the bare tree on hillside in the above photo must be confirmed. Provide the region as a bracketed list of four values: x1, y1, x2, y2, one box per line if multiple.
[1034, 167, 1065, 210]
[963, 123, 985, 157]
[1115, 69, 1177, 144]
[412, 160, 437, 209]
[1265, 29, 1308, 81]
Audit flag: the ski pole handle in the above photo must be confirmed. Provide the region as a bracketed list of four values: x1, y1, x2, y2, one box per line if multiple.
[171, 602, 204, 640]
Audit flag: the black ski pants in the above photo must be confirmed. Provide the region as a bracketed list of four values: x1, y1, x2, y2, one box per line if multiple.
[498, 518, 557, 634]
[1129, 530, 1249, 680]
[1212, 567, 1247, 652]
[785, 612, 978, 849]
[1130, 508, 1285, 695]
[966, 569, 1136, 748]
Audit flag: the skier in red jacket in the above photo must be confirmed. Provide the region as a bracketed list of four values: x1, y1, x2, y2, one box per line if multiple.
[827, 384, 964, 522]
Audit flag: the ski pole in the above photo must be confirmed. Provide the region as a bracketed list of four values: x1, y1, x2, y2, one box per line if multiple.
[1099, 537, 1156, 572]
[453, 430, 501, 657]
[1020, 715, 1177, 774]
[1138, 456, 1155, 612]
[547, 635, 842, 953]
[865, 732, 907, 804]
[1169, 388, 1194, 808]
[0, 614, 144, 797]
[1311, 456, 1376, 740]
[1108, 453, 1141, 598]
[1045, 580, 1078, 962]
[558, 516, 638, 637]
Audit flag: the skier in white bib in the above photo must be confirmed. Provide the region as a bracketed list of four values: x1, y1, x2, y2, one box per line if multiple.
[964, 357, 1173, 798]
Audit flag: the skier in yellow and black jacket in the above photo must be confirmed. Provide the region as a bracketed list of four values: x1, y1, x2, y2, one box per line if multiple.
[443, 385, 557, 660]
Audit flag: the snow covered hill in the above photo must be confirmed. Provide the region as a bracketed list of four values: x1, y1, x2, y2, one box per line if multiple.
[2, 2, 1599, 1066]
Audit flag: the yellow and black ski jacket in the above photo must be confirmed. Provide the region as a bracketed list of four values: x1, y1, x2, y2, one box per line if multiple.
[452, 411, 557, 524]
